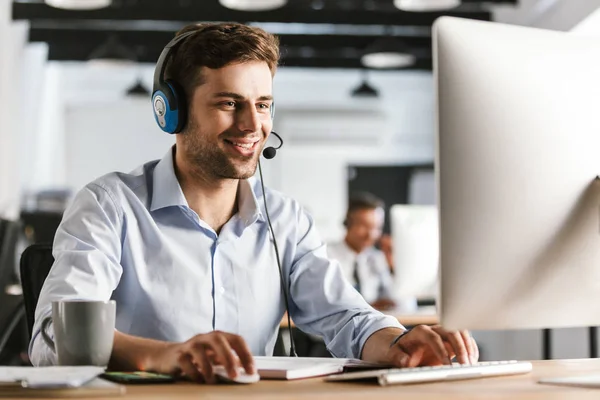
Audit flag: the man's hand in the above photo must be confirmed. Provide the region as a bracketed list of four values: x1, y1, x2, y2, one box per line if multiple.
[361, 325, 479, 368]
[110, 330, 255, 384]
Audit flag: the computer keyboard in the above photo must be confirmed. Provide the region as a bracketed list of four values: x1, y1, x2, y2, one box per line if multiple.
[324, 360, 532, 386]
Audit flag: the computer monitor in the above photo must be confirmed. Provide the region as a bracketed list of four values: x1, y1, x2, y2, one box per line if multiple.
[434, 17, 600, 331]
[390, 205, 439, 301]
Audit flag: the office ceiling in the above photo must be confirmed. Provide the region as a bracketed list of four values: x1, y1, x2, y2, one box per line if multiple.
[12, 0, 518, 70]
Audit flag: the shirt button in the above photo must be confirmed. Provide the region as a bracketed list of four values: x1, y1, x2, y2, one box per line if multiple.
[220, 287, 225, 295]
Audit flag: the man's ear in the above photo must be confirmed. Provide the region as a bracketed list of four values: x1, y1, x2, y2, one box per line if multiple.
[343, 216, 350, 228]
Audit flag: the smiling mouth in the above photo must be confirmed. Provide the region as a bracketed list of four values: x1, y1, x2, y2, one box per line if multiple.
[224, 139, 258, 149]
[223, 138, 261, 155]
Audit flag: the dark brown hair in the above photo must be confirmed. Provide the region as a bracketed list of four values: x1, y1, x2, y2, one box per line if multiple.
[344, 192, 385, 226]
[165, 22, 280, 103]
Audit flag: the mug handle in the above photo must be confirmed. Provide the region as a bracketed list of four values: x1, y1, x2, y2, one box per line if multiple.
[40, 316, 56, 353]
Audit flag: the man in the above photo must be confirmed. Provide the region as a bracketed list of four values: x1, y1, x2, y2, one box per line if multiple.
[30, 22, 478, 382]
[327, 193, 415, 311]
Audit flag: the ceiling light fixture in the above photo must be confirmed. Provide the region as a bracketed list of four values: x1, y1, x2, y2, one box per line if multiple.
[219, 0, 287, 11]
[126, 78, 151, 97]
[351, 70, 379, 98]
[351, 81, 379, 97]
[361, 37, 416, 69]
[393, 0, 461, 12]
[88, 35, 136, 67]
[45, 0, 112, 10]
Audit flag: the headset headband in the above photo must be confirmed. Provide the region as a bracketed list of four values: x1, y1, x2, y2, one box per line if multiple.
[152, 30, 197, 108]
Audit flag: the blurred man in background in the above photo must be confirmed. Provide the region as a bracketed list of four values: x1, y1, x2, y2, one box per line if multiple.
[327, 192, 397, 310]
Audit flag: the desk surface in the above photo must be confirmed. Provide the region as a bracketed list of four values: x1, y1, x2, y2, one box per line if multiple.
[76, 359, 600, 399]
[392, 306, 439, 326]
[280, 307, 439, 328]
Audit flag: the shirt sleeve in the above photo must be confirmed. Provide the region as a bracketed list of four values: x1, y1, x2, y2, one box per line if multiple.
[287, 207, 403, 359]
[29, 183, 124, 366]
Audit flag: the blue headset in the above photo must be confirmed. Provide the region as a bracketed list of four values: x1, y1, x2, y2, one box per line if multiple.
[152, 30, 276, 134]
[152, 31, 196, 134]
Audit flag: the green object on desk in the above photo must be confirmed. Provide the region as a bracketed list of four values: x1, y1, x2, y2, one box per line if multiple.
[101, 371, 175, 384]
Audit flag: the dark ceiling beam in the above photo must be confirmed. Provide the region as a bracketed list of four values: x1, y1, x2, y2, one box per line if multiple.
[13, 2, 491, 25]
[40, 36, 432, 63]
[279, 57, 432, 70]
[37, 25, 433, 68]
[28, 27, 433, 50]
[44, 41, 432, 70]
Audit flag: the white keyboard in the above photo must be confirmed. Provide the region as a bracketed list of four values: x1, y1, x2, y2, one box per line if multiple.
[324, 361, 532, 386]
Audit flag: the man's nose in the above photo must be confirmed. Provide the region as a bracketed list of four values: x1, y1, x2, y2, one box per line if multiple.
[236, 107, 261, 133]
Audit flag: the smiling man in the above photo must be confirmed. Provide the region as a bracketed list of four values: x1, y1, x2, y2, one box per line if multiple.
[30, 23, 478, 383]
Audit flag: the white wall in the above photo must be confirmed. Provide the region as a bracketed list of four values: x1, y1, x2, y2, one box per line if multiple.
[65, 99, 174, 190]
[19, 43, 49, 190]
[0, 2, 28, 219]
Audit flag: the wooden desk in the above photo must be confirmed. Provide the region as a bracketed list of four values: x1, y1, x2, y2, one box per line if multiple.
[75, 359, 600, 399]
[392, 306, 438, 327]
[280, 307, 439, 329]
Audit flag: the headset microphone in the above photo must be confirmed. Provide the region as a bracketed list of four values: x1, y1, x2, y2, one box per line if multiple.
[262, 131, 283, 159]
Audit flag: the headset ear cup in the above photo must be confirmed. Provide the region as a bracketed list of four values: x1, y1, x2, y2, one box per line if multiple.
[152, 82, 182, 134]
[165, 80, 187, 133]
[270, 102, 276, 120]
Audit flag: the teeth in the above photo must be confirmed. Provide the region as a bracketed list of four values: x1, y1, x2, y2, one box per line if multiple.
[231, 142, 254, 149]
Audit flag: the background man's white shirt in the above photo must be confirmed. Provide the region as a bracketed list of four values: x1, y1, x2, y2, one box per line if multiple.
[326, 241, 394, 304]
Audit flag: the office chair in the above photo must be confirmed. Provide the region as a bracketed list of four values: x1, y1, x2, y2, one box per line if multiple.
[19, 243, 54, 339]
[0, 219, 21, 286]
[20, 211, 63, 244]
[0, 219, 26, 364]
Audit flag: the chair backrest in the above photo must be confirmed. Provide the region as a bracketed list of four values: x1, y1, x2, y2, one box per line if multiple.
[0, 219, 21, 288]
[0, 219, 6, 246]
[20, 211, 63, 244]
[19, 243, 54, 338]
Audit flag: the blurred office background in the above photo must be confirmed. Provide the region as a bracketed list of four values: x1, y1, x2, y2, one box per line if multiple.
[1, 0, 600, 366]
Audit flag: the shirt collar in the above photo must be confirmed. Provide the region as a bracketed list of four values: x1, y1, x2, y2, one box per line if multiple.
[238, 178, 265, 226]
[150, 147, 189, 212]
[150, 147, 265, 226]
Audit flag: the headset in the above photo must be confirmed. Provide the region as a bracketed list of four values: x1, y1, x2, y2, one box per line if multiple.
[152, 30, 195, 134]
[152, 28, 295, 356]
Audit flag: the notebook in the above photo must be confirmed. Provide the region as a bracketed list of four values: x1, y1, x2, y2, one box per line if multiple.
[254, 357, 384, 380]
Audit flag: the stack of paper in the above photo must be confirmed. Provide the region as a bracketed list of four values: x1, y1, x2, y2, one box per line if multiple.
[0, 366, 105, 388]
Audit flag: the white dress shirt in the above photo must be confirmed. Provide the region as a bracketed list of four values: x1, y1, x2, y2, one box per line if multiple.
[326, 241, 394, 304]
[30, 147, 402, 366]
